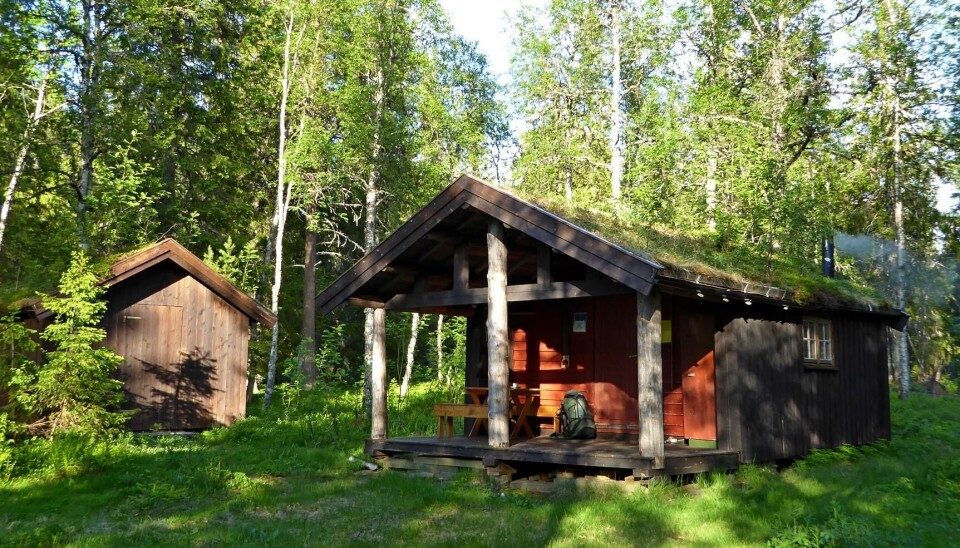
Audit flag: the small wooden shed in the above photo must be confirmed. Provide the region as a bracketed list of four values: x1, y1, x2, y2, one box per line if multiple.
[316, 175, 907, 476]
[23, 239, 276, 431]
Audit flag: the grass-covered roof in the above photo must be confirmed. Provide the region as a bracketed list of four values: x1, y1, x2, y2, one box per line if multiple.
[509, 189, 889, 311]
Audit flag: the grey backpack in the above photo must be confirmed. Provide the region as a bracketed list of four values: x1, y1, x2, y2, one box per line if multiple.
[556, 390, 597, 439]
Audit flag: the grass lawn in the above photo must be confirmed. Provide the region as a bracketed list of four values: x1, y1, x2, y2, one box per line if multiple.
[1, 383, 958, 547]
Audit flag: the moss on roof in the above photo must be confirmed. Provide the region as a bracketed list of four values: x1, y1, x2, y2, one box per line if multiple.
[510, 189, 887, 310]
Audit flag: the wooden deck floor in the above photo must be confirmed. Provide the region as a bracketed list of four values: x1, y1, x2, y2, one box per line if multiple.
[366, 435, 740, 478]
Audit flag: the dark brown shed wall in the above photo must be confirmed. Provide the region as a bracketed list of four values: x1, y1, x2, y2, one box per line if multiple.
[104, 262, 250, 430]
[715, 306, 891, 462]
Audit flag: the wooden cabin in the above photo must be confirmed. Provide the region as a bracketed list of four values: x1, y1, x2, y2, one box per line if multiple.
[316, 175, 906, 477]
[22, 239, 276, 431]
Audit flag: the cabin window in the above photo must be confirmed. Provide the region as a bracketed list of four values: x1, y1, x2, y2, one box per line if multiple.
[802, 318, 834, 368]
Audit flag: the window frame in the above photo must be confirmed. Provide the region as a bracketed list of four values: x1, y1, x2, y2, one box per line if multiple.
[802, 317, 836, 369]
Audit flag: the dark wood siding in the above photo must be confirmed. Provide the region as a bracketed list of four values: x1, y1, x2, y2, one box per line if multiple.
[715, 305, 891, 462]
[104, 262, 251, 430]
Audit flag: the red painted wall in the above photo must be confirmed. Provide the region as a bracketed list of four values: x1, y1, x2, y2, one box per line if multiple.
[510, 295, 638, 434]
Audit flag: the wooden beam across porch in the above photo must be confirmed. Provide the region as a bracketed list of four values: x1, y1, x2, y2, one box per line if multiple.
[384, 279, 633, 311]
[365, 436, 739, 478]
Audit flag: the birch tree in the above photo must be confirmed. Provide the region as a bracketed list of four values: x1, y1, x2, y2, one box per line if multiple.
[399, 312, 422, 398]
[512, 0, 669, 206]
[1, 75, 63, 253]
[844, 0, 953, 397]
[264, 6, 307, 409]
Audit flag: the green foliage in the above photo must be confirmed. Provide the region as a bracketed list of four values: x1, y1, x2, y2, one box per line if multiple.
[88, 135, 164, 255]
[203, 236, 262, 294]
[0, 311, 38, 401]
[10, 252, 127, 437]
[0, 413, 23, 479]
[316, 323, 349, 382]
[768, 503, 883, 547]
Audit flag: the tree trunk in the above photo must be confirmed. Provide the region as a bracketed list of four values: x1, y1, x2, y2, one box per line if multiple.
[892, 97, 910, 398]
[883, 0, 910, 398]
[300, 218, 318, 387]
[76, 0, 100, 250]
[370, 307, 388, 439]
[486, 219, 510, 449]
[706, 148, 717, 232]
[1, 78, 47, 253]
[363, 53, 386, 415]
[608, 1, 623, 208]
[399, 312, 421, 398]
[264, 9, 298, 409]
[436, 314, 445, 383]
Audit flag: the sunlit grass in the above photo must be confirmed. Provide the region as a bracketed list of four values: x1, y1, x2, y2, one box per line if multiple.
[1, 384, 957, 546]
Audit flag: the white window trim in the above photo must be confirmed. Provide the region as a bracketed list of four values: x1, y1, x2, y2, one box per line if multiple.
[802, 317, 835, 368]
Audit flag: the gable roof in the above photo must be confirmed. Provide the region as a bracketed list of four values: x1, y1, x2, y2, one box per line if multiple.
[316, 174, 907, 329]
[104, 239, 276, 327]
[316, 174, 662, 315]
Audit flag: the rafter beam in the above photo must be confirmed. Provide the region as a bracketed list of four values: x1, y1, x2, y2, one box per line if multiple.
[384, 279, 632, 311]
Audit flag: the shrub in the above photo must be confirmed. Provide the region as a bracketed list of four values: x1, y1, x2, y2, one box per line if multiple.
[0, 413, 22, 479]
[9, 251, 128, 437]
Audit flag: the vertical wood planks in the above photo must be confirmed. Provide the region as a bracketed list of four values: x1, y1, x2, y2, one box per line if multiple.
[98, 259, 261, 431]
[714, 307, 892, 463]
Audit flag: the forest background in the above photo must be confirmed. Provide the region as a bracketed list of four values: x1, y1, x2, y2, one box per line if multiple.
[1, 0, 959, 429]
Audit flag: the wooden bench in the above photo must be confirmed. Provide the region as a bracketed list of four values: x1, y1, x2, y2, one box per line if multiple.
[534, 405, 561, 433]
[434, 403, 560, 438]
[434, 403, 488, 437]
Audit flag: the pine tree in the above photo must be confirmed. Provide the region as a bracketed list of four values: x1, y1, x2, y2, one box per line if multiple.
[11, 252, 126, 436]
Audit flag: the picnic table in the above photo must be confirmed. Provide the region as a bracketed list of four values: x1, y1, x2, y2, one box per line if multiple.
[434, 386, 543, 439]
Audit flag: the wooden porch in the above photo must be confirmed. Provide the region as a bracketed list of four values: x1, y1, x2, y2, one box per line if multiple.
[366, 435, 740, 479]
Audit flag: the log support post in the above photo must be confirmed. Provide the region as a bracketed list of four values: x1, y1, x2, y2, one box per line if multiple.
[371, 307, 388, 439]
[454, 243, 469, 290]
[637, 290, 664, 468]
[536, 244, 551, 286]
[486, 219, 510, 448]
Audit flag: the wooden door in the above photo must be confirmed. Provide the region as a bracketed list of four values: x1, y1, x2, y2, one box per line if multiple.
[677, 311, 717, 441]
[592, 296, 639, 434]
[114, 304, 184, 430]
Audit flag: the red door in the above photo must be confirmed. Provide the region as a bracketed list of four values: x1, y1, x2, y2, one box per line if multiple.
[592, 295, 639, 434]
[676, 311, 717, 441]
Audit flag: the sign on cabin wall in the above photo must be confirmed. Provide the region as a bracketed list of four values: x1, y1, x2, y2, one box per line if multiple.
[572, 312, 588, 333]
[662, 320, 672, 344]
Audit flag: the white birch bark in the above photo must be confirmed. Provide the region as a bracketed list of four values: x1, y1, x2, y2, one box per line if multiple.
[608, 1, 623, 208]
[436, 314, 445, 383]
[1, 78, 49, 253]
[264, 8, 301, 409]
[363, 51, 386, 414]
[882, 0, 910, 398]
[399, 312, 421, 398]
[892, 86, 910, 398]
